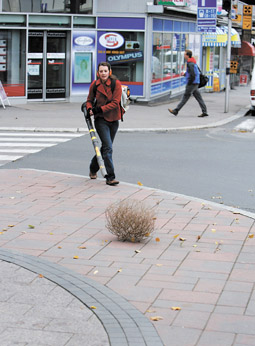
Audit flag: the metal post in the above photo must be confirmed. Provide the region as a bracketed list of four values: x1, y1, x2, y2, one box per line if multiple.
[224, 1, 232, 113]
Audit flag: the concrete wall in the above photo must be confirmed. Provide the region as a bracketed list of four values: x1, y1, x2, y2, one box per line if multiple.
[96, 0, 148, 14]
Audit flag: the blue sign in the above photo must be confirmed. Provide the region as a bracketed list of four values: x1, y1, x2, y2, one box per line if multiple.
[197, 0, 217, 33]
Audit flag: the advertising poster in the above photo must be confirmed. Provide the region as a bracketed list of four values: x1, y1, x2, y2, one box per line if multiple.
[72, 31, 95, 95]
[74, 52, 92, 84]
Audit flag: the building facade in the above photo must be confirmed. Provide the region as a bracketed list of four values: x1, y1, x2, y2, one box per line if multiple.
[1, 0, 252, 103]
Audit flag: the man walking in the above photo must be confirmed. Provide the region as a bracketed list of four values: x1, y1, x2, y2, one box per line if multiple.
[168, 50, 208, 117]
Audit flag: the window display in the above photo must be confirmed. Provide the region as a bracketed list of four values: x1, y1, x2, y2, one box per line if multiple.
[97, 31, 144, 95]
[0, 30, 26, 96]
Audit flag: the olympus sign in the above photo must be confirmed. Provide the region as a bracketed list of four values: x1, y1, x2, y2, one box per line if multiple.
[99, 33, 124, 49]
[74, 36, 93, 46]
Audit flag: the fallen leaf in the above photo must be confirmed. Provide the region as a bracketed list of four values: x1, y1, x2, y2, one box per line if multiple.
[93, 270, 98, 274]
[137, 181, 143, 186]
[173, 234, 179, 239]
[78, 246, 87, 249]
[211, 229, 216, 232]
[90, 306, 97, 309]
[28, 225, 35, 229]
[248, 234, 254, 239]
[179, 237, 186, 241]
[0, 232, 3, 235]
[152, 217, 157, 220]
[49, 232, 54, 235]
[156, 263, 163, 267]
[193, 245, 197, 247]
[155, 237, 160, 242]
[73, 256, 79, 259]
[38, 274, 44, 278]
[144, 232, 150, 237]
[117, 268, 122, 272]
[135, 249, 141, 253]
[197, 235, 201, 241]
[146, 309, 156, 313]
[2, 228, 7, 232]
[171, 306, 181, 311]
[150, 316, 163, 321]
[8, 225, 14, 227]
[58, 246, 62, 249]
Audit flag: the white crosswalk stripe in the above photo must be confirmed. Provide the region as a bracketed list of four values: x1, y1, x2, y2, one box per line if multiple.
[234, 119, 255, 133]
[0, 131, 83, 166]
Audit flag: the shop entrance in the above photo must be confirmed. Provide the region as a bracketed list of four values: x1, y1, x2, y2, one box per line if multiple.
[27, 31, 67, 100]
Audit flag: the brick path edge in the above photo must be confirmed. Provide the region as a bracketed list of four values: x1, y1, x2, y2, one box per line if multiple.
[0, 248, 164, 346]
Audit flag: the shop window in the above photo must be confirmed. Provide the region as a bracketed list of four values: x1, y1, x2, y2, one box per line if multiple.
[152, 32, 163, 82]
[2, 0, 93, 13]
[100, 31, 144, 84]
[214, 47, 220, 69]
[0, 30, 26, 96]
[152, 32, 186, 83]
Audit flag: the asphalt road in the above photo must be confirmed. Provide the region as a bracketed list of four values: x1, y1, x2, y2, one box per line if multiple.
[1, 118, 255, 213]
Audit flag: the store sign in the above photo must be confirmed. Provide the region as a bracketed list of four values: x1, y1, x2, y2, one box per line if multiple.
[99, 32, 124, 49]
[74, 36, 94, 46]
[157, 0, 187, 6]
[107, 51, 143, 64]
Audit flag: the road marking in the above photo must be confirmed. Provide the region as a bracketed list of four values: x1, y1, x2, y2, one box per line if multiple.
[0, 131, 83, 165]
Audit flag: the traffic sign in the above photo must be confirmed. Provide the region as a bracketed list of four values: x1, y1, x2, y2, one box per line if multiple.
[197, 0, 217, 33]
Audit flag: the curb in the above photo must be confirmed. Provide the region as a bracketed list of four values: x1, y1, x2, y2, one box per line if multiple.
[22, 168, 255, 220]
[0, 109, 246, 134]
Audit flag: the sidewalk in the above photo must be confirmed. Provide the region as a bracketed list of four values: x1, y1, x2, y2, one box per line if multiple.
[0, 85, 255, 346]
[0, 85, 251, 132]
[0, 168, 255, 346]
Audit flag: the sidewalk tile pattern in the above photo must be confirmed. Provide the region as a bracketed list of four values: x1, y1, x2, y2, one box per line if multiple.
[0, 168, 255, 346]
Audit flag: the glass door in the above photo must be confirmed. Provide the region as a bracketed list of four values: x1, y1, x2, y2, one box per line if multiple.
[27, 31, 66, 100]
[27, 31, 43, 99]
[46, 32, 66, 99]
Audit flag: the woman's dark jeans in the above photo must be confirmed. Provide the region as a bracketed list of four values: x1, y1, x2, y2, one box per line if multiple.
[89, 117, 119, 181]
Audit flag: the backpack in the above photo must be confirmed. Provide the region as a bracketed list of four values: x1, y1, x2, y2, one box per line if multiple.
[92, 79, 130, 121]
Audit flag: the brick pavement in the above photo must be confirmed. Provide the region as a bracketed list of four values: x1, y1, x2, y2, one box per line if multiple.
[0, 168, 255, 345]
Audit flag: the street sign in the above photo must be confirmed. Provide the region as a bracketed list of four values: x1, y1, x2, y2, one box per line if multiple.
[197, 0, 217, 33]
[242, 5, 252, 30]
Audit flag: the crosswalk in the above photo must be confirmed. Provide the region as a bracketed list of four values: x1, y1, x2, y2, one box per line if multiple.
[0, 131, 83, 166]
[234, 119, 255, 133]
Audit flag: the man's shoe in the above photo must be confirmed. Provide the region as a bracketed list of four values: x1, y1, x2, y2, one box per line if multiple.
[198, 113, 209, 117]
[89, 172, 97, 179]
[168, 108, 178, 116]
[106, 179, 119, 186]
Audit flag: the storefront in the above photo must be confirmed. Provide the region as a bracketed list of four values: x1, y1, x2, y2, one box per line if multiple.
[71, 17, 145, 101]
[150, 17, 201, 100]
[0, 9, 202, 103]
[202, 26, 241, 92]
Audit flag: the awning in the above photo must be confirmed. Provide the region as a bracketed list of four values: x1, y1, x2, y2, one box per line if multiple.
[238, 41, 255, 56]
[222, 26, 242, 48]
[202, 27, 227, 47]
